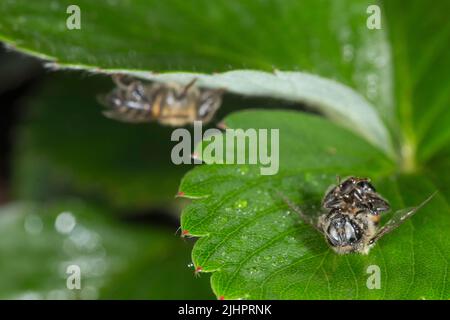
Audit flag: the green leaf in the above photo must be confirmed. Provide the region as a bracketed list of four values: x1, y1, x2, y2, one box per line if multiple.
[0, 0, 394, 156]
[0, 0, 390, 79]
[179, 111, 449, 299]
[426, 149, 450, 204]
[130, 70, 393, 157]
[382, 0, 450, 164]
[12, 74, 188, 209]
[0, 200, 212, 299]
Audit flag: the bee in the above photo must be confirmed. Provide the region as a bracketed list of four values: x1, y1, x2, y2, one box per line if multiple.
[98, 75, 224, 126]
[322, 177, 390, 216]
[280, 177, 435, 254]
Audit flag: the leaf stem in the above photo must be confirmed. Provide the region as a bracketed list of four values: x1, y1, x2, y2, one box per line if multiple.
[400, 136, 417, 173]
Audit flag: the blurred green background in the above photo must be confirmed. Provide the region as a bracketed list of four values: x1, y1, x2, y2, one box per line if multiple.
[0, 48, 216, 299]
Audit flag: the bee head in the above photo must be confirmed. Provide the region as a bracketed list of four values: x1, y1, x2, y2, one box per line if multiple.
[325, 213, 362, 247]
[197, 89, 224, 123]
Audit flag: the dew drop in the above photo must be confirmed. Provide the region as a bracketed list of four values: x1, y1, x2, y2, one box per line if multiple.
[277, 255, 287, 265]
[249, 267, 258, 275]
[234, 199, 248, 209]
[54, 212, 76, 235]
[282, 210, 292, 219]
[286, 236, 297, 244]
[238, 166, 249, 175]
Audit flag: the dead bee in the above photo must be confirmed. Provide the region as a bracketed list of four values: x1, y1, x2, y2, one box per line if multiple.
[98, 75, 224, 126]
[322, 177, 390, 216]
[280, 177, 435, 254]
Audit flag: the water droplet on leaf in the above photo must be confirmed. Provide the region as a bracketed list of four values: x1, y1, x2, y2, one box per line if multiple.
[234, 199, 248, 209]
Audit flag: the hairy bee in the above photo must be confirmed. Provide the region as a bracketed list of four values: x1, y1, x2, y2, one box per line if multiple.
[281, 177, 435, 254]
[322, 177, 390, 216]
[98, 75, 224, 126]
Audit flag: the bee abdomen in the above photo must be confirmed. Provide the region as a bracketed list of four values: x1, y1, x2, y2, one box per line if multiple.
[102, 102, 154, 123]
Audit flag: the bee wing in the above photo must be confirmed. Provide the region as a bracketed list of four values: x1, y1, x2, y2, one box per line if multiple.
[277, 191, 323, 234]
[367, 194, 390, 214]
[97, 93, 154, 123]
[369, 192, 437, 244]
[102, 109, 154, 123]
[196, 89, 223, 124]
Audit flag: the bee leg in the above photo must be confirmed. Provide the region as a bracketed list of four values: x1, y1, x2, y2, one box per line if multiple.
[276, 191, 323, 234]
[179, 78, 198, 98]
[112, 74, 135, 91]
